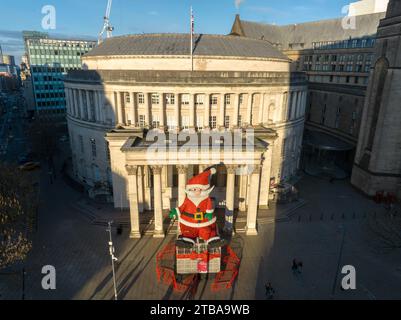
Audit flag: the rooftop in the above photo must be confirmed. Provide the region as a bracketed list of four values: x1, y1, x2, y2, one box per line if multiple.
[231, 12, 385, 50]
[84, 33, 289, 61]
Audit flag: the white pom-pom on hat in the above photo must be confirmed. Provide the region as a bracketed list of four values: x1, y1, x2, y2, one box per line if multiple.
[209, 168, 217, 175]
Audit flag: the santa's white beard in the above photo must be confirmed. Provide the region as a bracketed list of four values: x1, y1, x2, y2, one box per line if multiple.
[185, 189, 212, 206]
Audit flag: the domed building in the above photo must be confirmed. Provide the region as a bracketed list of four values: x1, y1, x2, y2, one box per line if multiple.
[64, 33, 307, 237]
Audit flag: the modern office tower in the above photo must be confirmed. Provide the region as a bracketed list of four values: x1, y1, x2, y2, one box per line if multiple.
[23, 31, 96, 118]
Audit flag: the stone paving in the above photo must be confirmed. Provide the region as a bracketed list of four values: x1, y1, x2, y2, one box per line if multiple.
[1, 169, 401, 300]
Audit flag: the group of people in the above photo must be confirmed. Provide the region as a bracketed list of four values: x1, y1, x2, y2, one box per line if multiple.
[264, 258, 304, 299]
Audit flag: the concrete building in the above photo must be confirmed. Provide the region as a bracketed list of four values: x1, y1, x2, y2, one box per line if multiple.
[349, 0, 389, 16]
[20, 60, 35, 117]
[230, 6, 387, 178]
[351, 0, 401, 197]
[23, 31, 96, 118]
[65, 34, 307, 237]
[2, 55, 16, 67]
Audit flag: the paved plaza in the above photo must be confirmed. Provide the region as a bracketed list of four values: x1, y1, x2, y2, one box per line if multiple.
[1, 168, 401, 300]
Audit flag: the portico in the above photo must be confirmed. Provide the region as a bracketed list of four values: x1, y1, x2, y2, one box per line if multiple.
[106, 129, 276, 238]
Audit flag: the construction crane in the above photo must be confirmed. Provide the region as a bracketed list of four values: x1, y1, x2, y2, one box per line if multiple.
[98, 0, 114, 44]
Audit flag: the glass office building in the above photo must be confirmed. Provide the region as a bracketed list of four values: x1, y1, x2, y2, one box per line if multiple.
[23, 31, 96, 117]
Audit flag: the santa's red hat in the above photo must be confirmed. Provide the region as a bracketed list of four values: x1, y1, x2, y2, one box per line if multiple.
[186, 168, 217, 190]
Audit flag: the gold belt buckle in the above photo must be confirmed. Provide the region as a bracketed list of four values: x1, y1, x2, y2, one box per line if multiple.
[195, 212, 204, 221]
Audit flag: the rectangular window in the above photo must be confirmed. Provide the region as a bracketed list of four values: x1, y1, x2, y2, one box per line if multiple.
[152, 114, 160, 128]
[239, 94, 244, 105]
[138, 93, 145, 104]
[181, 94, 190, 105]
[210, 116, 217, 129]
[165, 93, 175, 105]
[139, 115, 146, 127]
[210, 95, 218, 106]
[182, 116, 190, 130]
[196, 116, 204, 130]
[335, 107, 341, 129]
[151, 94, 160, 105]
[195, 94, 204, 105]
[90, 139, 97, 158]
[125, 93, 130, 103]
[79, 135, 84, 153]
[167, 115, 177, 130]
[224, 94, 231, 105]
[321, 104, 326, 124]
[224, 116, 230, 129]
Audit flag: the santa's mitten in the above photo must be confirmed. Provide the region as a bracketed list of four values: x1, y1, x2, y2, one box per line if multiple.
[205, 212, 213, 221]
[169, 208, 178, 219]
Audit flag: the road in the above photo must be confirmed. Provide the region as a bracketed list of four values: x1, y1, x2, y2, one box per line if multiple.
[0, 91, 29, 164]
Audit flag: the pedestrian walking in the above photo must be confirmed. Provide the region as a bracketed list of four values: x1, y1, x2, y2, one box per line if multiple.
[297, 261, 303, 274]
[265, 282, 275, 300]
[292, 259, 298, 274]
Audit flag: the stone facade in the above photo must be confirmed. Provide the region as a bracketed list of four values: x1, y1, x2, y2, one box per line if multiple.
[64, 37, 307, 236]
[352, 0, 401, 196]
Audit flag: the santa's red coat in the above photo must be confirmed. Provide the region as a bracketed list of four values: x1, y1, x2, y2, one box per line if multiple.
[177, 196, 217, 241]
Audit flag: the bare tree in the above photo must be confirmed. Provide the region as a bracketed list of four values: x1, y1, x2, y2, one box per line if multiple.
[0, 164, 36, 270]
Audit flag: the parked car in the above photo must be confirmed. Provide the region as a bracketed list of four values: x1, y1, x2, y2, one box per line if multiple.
[19, 162, 41, 171]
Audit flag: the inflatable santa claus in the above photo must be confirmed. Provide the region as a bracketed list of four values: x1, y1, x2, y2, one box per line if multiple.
[169, 167, 224, 248]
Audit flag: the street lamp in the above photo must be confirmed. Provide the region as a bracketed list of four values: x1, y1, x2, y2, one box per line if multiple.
[106, 221, 118, 300]
[331, 224, 346, 298]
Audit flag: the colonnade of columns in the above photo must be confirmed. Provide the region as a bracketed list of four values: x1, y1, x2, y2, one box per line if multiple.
[65, 88, 307, 129]
[125, 164, 261, 239]
[65, 88, 108, 124]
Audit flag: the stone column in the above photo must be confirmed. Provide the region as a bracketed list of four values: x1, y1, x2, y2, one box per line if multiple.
[204, 93, 210, 129]
[76, 89, 81, 118]
[281, 92, 288, 122]
[219, 93, 225, 128]
[225, 165, 237, 232]
[69, 89, 74, 116]
[131, 92, 137, 126]
[258, 93, 265, 125]
[78, 90, 85, 120]
[144, 92, 151, 127]
[126, 165, 141, 238]
[301, 91, 307, 118]
[246, 93, 253, 125]
[238, 167, 248, 212]
[116, 91, 123, 125]
[93, 90, 99, 122]
[174, 93, 180, 130]
[65, 89, 71, 115]
[246, 165, 261, 236]
[233, 93, 240, 128]
[189, 94, 195, 129]
[151, 166, 164, 238]
[138, 166, 144, 213]
[86, 90, 93, 121]
[177, 165, 188, 207]
[291, 91, 298, 120]
[159, 93, 165, 129]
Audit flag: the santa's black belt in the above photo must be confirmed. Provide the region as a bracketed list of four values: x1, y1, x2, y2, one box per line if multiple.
[182, 211, 205, 221]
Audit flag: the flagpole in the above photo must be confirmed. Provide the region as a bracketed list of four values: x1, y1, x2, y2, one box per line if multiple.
[190, 6, 194, 71]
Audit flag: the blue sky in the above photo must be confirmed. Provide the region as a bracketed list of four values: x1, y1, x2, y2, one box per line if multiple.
[1, 0, 351, 62]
